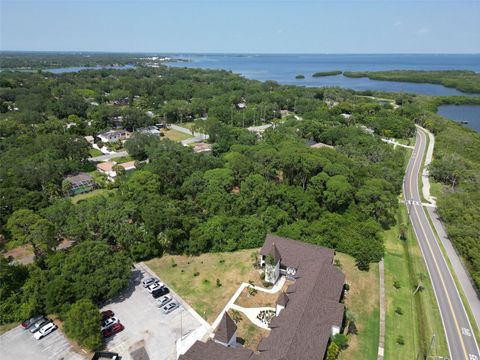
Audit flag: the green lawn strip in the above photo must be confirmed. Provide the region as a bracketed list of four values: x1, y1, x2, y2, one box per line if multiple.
[399, 205, 449, 357]
[0, 322, 18, 335]
[422, 207, 480, 345]
[112, 155, 134, 163]
[337, 254, 379, 360]
[70, 189, 116, 204]
[89, 148, 103, 157]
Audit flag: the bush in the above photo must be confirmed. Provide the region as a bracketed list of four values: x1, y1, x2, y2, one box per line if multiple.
[393, 280, 401, 289]
[332, 333, 348, 350]
[193, 271, 200, 277]
[216, 278, 222, 287]
[63, 299, 102, 351]
[347, 321, 358, 335]
[396, 335, 405, 345]
[326, 342, 341, 360]
[395, 307, 403, 315]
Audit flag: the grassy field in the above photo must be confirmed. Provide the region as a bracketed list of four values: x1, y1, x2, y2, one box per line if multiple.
[337, 253, 379, 360]
[384, 206, 449, 359]
[70, 188, 116, 204]
[89, 148, 103, 157]
[162, 129, 191, 142]
[145, 249, 263, 323]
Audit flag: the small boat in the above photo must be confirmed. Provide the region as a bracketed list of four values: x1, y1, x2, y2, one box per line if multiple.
[460, 121, 469, 124]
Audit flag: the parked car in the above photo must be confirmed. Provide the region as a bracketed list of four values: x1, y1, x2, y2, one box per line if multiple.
[22, 315, 44, 329]
[29, 318, 50, 333]
[142, 277, 158, 288]
[162, 301, 179, 314]
[156, 294, 172, 307]
[152, 287, 170, 299]
[33, 322, 57, 340]
[102, 322, 124, 338]
[101, 310, 114, 321]
[91, 352, 119, 360]
[100, 317, 119, 331]
[147, 281, 165, 293]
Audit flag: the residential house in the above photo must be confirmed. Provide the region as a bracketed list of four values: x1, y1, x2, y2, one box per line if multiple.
[63, 173, 96, 196]
[138, 126, 161, 135]
[180, 235, 346, 360]
[97, 129, 130, 143]
[96, 160, 136, 181]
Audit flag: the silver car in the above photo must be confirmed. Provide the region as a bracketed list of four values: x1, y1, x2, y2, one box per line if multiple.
[156, 294, 172, 307]
[142, 277, 158, 288]
[162, 301, 179, 314]
[29, 318, 50, 333]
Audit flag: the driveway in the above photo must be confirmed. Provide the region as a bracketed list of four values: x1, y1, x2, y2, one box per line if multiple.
[101, 267, 206, 360]
[0, 325, 85, 360]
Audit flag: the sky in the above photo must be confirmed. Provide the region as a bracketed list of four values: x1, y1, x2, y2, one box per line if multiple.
[1, 0, 479, 54]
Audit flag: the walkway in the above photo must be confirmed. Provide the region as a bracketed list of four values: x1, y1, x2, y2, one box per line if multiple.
[229, 304, 275, 330]
[416, 125, 436, 206]
[381, 138, 414, 150]
[377, 259, 385, 359]
[211, 277, 286, 332]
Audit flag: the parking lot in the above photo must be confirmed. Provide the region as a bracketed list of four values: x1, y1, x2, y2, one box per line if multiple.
[101, 265, 208, 360]
[0, 324, 85, 360]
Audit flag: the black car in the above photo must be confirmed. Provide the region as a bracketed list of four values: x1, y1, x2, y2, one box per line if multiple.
[151, 286, 169, 298]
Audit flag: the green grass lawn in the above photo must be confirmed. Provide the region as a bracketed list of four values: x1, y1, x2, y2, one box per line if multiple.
[162, 129, 191, 142]
[429, 180, 445, 200]
[70, 188, 116, 204]
[89, 148, 103, 157]
[112, 155, 134, 163]
[337, 253, 379, 360]
[384, 207, 448, 359]
[145, 249, 263, 323]
[180, 122, 196, 130]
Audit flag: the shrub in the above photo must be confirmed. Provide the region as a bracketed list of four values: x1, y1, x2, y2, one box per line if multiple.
[393, 280, 401, 289]
[395, 307, 404, 315]
[347, 321, 358, 335]
[203, 279, 210, 285]
[332, 333, 348, 350]
[396, 335, 405, 345]
[326, 342, 341, 360]
[216, 278, 222, 287]
[344, 283, 350, 291]
[193, 271, 200, 277]
[63, 299, 102, 351]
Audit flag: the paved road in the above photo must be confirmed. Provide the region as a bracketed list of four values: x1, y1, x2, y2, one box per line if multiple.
[404, 128, 479, 360]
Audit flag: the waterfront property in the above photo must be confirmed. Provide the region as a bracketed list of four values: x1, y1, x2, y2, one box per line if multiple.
[180, 235, 346, 360]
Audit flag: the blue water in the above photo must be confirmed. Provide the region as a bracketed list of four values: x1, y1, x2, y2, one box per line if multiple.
[437, 105, 480, 132]
[167, 54, 480, 96]
[47, 64, 135, 73]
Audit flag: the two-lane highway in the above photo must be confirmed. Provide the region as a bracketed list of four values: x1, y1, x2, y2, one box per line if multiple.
[404, 128, 479, 360]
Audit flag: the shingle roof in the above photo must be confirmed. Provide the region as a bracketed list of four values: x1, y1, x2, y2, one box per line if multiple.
[260, 234, 335, 270]
[215, 312, 237, 344]
[276, 292, 289, 307]
[181, 235, 345, 360]
[179, 341, 253, 360]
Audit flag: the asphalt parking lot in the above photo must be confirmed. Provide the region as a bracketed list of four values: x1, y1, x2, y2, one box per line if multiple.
[101, 266, 206, 360]
[0, 324, 85, 360]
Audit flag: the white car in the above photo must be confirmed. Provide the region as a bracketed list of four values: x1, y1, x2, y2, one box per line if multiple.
[162, 301, 179, 314]
[33, 322, 57, 340]
[156, 294, 172, 307]
[101, 316, 119, 331]
[147, 281, 164, 293]
[142, 277, 158, 288]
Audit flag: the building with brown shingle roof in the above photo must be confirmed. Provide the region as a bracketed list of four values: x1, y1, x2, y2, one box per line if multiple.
[180, 235, 345, 360]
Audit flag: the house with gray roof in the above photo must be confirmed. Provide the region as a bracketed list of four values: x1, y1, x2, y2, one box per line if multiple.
[179, 235, 345, 360]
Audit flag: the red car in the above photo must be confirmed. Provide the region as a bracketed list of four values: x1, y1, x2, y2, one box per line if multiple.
[101, 310, 114, 321]
[102, 322, 124, 338]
